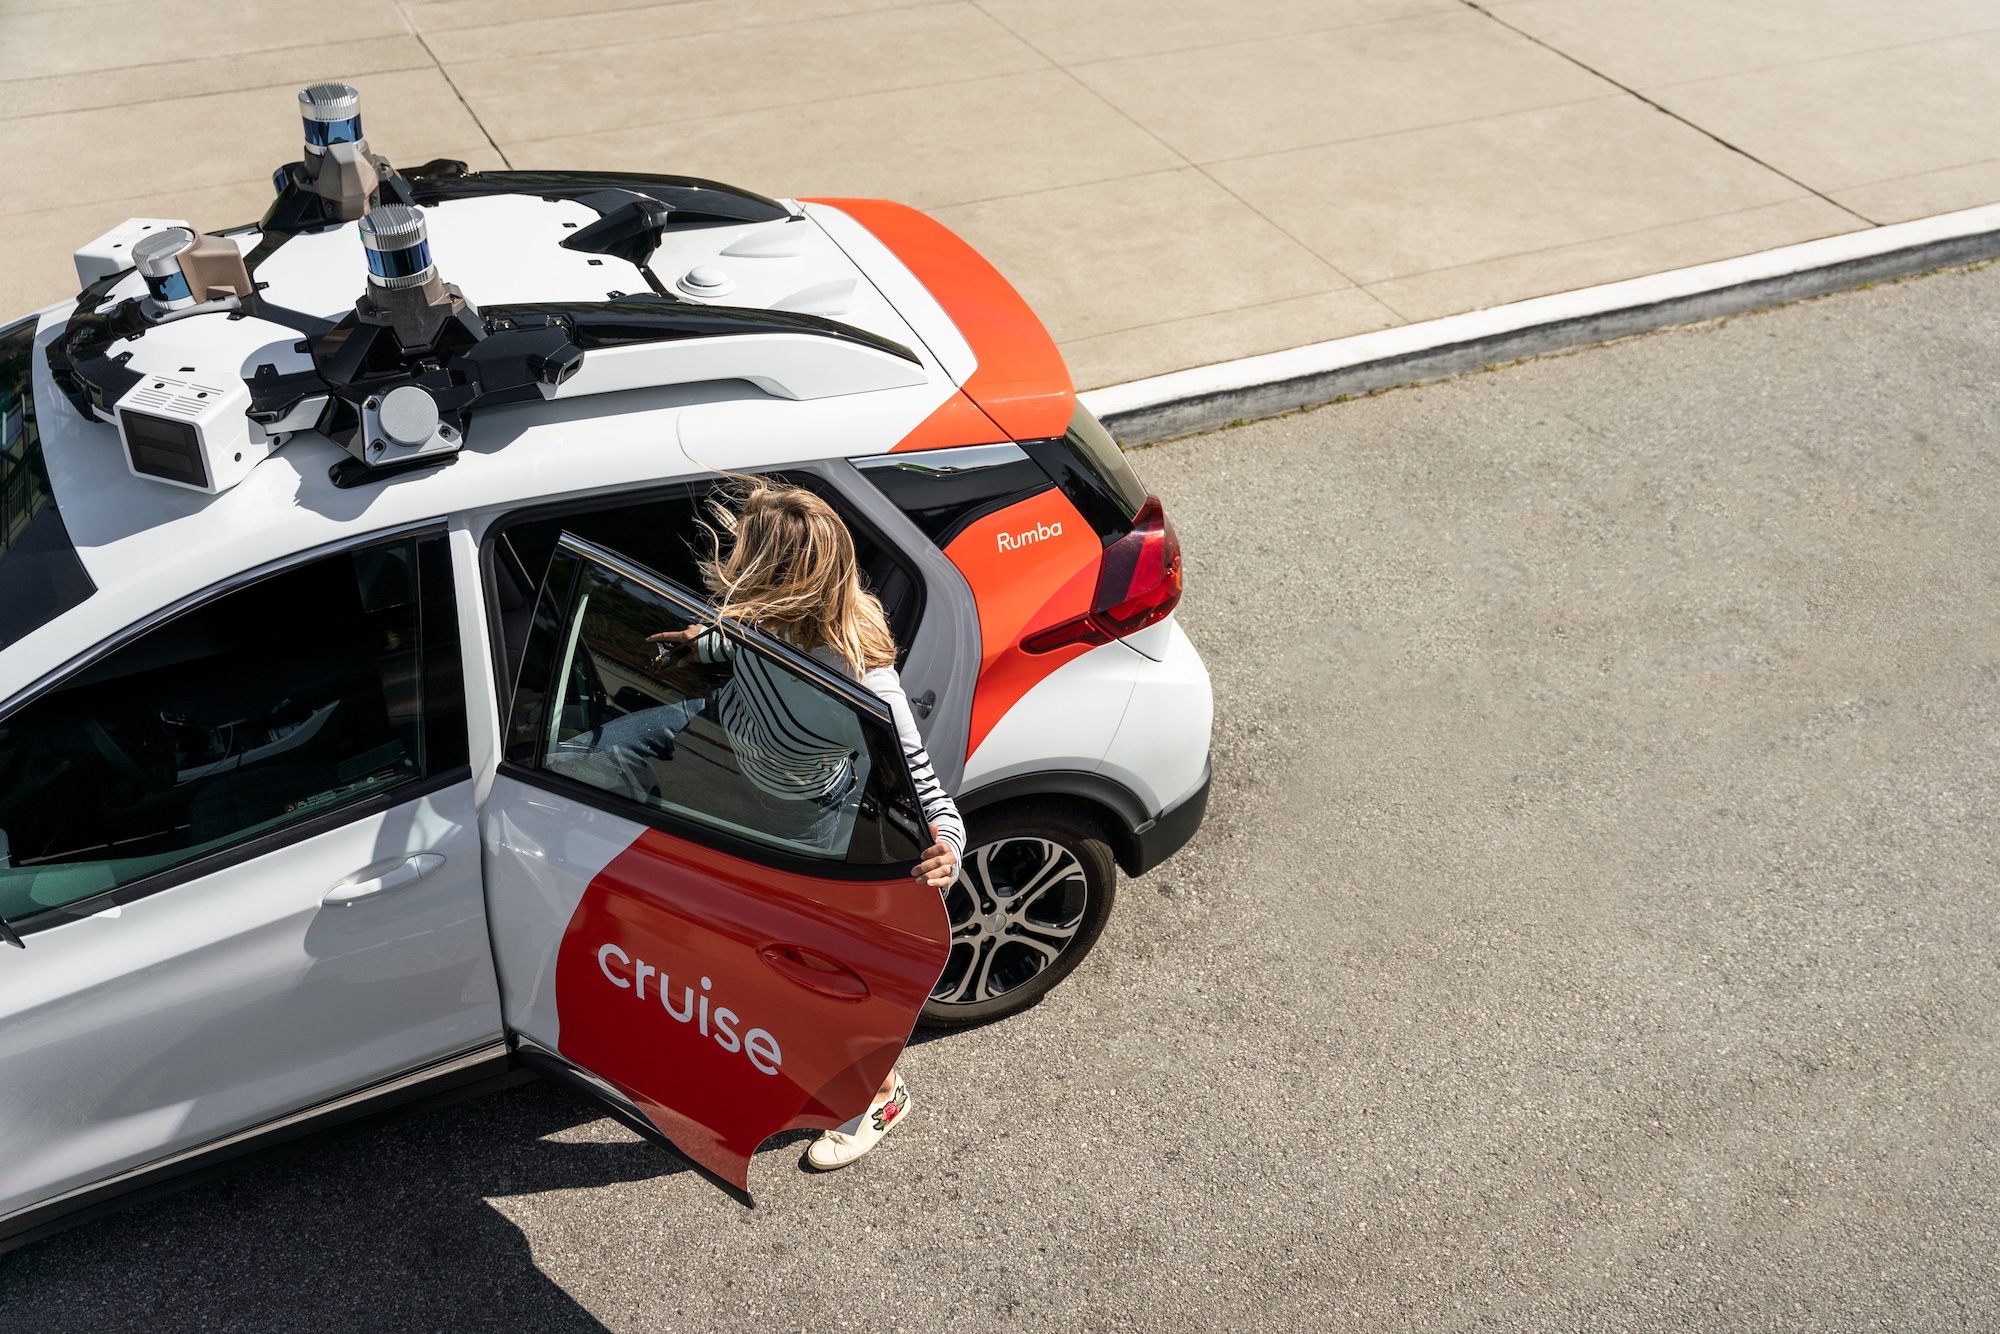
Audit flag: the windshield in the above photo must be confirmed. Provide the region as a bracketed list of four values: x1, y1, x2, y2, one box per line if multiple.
[0, 314, 94, 652]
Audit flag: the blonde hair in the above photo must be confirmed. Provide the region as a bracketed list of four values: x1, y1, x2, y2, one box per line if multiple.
[699, 478, 898, 675]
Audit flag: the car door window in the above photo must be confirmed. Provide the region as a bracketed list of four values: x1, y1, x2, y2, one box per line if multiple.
[487, 478, 924, 698]
[506, 536, 925, 867]
[0, 532, 466, 927]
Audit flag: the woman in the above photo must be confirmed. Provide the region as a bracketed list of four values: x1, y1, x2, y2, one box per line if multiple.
[648, 479, 962, 1170]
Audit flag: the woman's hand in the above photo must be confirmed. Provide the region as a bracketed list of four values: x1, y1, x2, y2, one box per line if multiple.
[913, 826, 957, 889]
[647, 627, 700, 660]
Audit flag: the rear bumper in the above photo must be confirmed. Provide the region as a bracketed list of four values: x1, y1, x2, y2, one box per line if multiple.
[1127, 757, 1211, 876]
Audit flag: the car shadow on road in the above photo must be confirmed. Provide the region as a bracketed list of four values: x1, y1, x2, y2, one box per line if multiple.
[0, 1080, 674, 1334]
[907, 1005, 1036, 1045]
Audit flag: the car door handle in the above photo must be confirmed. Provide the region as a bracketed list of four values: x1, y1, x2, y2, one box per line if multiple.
[758, 943, 870, 1002]
[324, 853, 446, 906]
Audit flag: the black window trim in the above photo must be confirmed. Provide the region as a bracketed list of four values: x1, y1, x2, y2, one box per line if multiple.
[0, 517, 450, 726]
[1018, 434, 1132, 545]
[5, 767, 471, 940]
[851, 442, 1057, 551]
[497, 533, 927, 880]
[0, 517, 465, 940]
[479, 480, 709, 728]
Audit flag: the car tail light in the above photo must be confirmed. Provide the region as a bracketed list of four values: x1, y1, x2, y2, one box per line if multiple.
[1024, 495, 1182, 653]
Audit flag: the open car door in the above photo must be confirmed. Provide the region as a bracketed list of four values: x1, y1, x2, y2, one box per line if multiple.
[482, 534, 950, 1196]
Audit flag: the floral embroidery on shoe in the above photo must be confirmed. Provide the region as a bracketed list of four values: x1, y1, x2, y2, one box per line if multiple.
[870, 1085, 906, 1132]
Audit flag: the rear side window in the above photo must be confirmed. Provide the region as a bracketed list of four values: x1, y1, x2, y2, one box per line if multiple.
[852, 444, 1051, 547]
[858, 408, 1151, 547]
[0, 315, 94, 650]
[0, 532, 466, 928]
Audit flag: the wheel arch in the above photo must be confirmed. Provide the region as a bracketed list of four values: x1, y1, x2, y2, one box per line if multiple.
[955, 770, 1147, 875]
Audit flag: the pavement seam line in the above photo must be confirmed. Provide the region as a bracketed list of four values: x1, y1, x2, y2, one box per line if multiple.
[1053, 4, 1481, 71]
[1452, 0, 1876, 227]
[413, 0, 836, 36]
[1350, 196, 1866, 294]
[885, 165, 1207, 217]
[0, 150, 496, 226]
[965, 0, 1400, 324]
[1189, 91, 1629, 171]
[394, 0, 513, 169]
[429, 0, 962, 70]
[499, 63, 1132, 178]
[1057, 187, 1880, 351]
[441, 59, 1051, 161]
[0, 36, 426, 91]
[2, 70, 443, 125]
[1630, 21, 2000, 95]
[1806, 152, 2000, 201]
[1057, 287, 1402, 352]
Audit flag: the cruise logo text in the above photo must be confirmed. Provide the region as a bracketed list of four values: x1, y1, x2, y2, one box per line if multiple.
[597, 942, 783, 1074]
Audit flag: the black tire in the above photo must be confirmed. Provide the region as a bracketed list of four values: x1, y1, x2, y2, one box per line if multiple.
[919, 802, 1117, 1028]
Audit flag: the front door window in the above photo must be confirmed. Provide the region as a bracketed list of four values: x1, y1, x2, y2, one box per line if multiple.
[542, 558, 882, 859]
[0, 533, 465, 928]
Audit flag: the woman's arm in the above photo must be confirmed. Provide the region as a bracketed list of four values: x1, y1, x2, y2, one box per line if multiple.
[863, 667, 965, 888]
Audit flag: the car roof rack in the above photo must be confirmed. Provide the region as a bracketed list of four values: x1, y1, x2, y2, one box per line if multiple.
[46, 82, 930, 496]
[399, 161, 791, 227]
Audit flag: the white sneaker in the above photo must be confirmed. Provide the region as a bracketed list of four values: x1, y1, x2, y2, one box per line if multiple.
[807, 1074, 910, 1170]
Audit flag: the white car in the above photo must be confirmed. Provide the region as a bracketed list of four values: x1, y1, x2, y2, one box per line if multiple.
[0, 83, 1211, 1243]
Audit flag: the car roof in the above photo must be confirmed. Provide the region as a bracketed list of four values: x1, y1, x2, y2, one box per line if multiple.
[5, 189, 1076, 701]
[10, 197, 967, 692]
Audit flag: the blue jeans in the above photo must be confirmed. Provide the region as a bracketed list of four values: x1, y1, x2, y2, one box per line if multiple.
[546, 697, 706, 804]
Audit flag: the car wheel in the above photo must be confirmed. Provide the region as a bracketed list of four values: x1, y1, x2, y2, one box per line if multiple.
[919, 804, 1117, 1027]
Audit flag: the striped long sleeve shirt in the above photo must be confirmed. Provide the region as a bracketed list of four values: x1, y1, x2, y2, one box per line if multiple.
[695, 631, 966, 862]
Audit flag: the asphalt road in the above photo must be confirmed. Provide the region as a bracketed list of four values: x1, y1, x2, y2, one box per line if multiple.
[5, 263, 1999, 1333]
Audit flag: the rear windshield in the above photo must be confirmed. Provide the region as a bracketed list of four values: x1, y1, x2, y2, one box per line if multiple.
[0, 315, 93, 651]
[1017, 404, 1151, 541]
[1062, 405, 1148, 517]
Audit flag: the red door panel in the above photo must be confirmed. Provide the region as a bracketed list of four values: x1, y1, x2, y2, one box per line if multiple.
[552, 825, 948, 1191]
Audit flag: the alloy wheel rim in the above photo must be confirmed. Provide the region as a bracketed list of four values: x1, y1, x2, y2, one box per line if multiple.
[930, 836, 1089, 1007]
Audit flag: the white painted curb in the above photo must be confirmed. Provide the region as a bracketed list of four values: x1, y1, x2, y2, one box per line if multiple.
[1081, 202, 2000, 445]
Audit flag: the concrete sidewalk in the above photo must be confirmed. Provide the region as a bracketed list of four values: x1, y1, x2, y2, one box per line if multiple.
[3, 0, 1996, 390]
